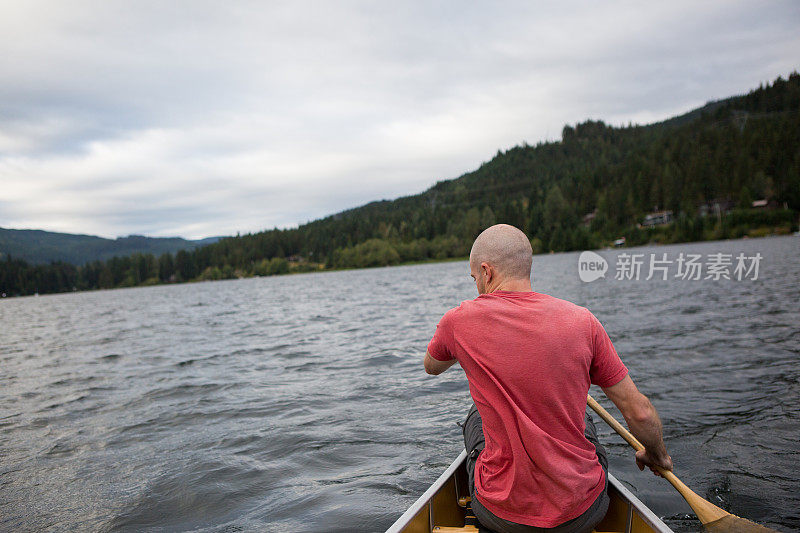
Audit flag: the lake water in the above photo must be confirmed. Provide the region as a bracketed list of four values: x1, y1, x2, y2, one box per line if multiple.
[1, 236, 798, 532]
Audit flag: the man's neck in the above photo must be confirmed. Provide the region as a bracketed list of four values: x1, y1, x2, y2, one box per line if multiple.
[489, 278, 532, 293]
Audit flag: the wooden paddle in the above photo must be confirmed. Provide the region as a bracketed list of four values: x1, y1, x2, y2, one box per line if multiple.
[586, 394, 776, 532]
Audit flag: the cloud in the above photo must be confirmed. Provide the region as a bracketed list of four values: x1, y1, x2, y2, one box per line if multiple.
[0, 1, 798, 238]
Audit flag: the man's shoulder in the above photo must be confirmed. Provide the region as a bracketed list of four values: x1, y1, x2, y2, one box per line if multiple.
[438, 297, 482, 326]
[523, 293, 599, 330]
[442, 298, 474, 318]
[538, 293, 592, 315]
[444, 293, 594, 322]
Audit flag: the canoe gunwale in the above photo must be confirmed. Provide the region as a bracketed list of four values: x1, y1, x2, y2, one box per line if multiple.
[606, 472, 673, 533]
[385, 449, 468, 533]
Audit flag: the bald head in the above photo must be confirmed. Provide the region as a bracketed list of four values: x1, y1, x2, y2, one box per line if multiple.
[470, 224, 532, 281]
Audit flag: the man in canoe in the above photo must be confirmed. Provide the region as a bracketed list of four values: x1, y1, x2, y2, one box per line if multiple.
[424, 224, 673, 533]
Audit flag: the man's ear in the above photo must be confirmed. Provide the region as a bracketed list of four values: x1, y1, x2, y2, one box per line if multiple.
[481, 261, 492, 283]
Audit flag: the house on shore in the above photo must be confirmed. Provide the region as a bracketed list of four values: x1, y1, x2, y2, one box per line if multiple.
[641, 210, 673, 227]
[698, 198, 735, 218]
[751, 199, 785, 210]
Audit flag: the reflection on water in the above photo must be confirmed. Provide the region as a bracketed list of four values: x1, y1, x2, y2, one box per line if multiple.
[1, 236, 798, 532]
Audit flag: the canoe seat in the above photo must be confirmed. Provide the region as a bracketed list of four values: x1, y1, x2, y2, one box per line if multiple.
[432, 527, 479, 532]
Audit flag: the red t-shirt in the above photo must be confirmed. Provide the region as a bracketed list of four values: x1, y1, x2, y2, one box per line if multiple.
[427, 291, 627, 527]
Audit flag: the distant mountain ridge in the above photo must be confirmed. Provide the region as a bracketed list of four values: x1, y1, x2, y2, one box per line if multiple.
[0, 227, 223, 265]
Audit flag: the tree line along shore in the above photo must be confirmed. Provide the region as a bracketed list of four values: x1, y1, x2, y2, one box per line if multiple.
[2, 73, 798, 297]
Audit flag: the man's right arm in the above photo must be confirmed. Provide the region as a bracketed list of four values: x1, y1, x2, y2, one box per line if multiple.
[601, 375, 673, 476]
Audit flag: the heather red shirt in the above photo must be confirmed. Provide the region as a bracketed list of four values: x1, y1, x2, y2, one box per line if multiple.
[427, 291, 627, 527]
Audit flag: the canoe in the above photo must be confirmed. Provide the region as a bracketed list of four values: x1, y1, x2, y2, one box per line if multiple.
[386, 449, 674, 533]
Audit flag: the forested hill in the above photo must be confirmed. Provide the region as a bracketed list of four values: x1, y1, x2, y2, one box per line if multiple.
[206, 72, 799, 264]
[2, 73, 798, 296]
[0, 228, 221, 265]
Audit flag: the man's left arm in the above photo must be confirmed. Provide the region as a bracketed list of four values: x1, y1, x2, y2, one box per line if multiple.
[424, 350, 457, 375]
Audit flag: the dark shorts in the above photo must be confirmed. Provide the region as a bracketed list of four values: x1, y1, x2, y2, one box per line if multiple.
[462, 405, 610, 533]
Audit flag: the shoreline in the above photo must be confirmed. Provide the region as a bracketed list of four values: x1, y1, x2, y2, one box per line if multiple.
[3, 232, 795, 300]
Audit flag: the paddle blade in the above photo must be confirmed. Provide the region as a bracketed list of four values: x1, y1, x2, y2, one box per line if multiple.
[703, 514, 779, 533]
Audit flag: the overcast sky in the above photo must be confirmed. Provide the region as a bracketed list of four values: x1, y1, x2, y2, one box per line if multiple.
[1, 1, 798, 239]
